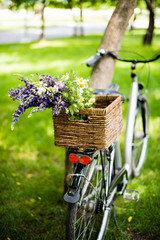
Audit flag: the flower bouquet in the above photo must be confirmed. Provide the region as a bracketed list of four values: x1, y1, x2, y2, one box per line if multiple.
[8, 73, 95, 130]
[9, 72, 123, 150]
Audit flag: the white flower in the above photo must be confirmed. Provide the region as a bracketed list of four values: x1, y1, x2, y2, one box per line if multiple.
[77, 88, 83, 95]
[61, 73, 69, 81]
[79, 83, 85, 89]
[74, 77, 84, 84]
[77, 78, 89, 89]
[75, 78, 80, 84]
[78, 97, 84, 103]
[89, 97, 95, 104]
[79, 78, 84, 83]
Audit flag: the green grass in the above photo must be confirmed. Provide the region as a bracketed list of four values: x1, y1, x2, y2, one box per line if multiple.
[0, 29, 160, 240]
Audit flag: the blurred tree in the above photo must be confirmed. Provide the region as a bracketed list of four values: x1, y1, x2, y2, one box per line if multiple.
[65, 0, 111, 37]
[9, 0, 38, 9]
[91, 0, 138, 89]
[79, 0, 84, 36]
[9, 0, 48, 40]
[143, 0, 155, 45]
[65, 0, 84, 37]
[39, 0, 46, 40]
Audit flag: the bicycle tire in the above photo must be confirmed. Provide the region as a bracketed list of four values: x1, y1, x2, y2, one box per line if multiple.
[131, 96, 149, 176]
[66, 151, 114, 240]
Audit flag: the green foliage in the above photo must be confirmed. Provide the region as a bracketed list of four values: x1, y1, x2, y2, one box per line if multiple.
[9, 0, 39, 9]
[0, 30, 160, 239]
[61, 72, 95, 115]
[8, 72, 94, 129]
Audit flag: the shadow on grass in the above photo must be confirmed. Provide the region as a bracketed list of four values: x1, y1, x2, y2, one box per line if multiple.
[0, 32, 160, 239]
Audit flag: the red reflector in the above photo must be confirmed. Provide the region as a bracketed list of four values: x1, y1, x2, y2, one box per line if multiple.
[69, 154, 79, 163]
[80, 156, 91, 165]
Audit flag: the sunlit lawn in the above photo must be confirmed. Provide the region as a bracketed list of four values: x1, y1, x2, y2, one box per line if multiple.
[0, 29, 160, 240]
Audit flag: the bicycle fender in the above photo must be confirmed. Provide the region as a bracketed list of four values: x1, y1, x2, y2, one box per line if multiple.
[64, 189, 80, 203]
[64, 163, 88, 204]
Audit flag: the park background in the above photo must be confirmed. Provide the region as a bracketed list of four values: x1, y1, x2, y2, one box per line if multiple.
[0, 0, 160, 239]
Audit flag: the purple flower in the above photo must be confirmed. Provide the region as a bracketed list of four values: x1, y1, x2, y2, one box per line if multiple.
[8, 73, 67, 129]
[58, 81, 65, 92]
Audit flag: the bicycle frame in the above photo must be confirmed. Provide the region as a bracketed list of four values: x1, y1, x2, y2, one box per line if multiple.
[123, 62, 149, 178]
[64, 65, 138, 203]
[124, 63, 139, 178]
[64, 51, 159, 240]
[64, 61, 147, 204]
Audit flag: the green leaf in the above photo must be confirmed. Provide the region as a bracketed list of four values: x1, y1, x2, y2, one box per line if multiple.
[68, 105, 74, 115]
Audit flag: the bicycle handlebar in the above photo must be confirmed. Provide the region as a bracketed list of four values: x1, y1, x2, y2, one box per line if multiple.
[85, 49, 160, 67]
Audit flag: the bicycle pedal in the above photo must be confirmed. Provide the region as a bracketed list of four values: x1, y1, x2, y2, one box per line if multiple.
[123, 189, 140, 202]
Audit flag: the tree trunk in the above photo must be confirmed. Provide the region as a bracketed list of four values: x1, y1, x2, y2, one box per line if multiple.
[40, 0, 45, 41]
[24, 1, 28, 39]
[91, 0, 138, 89]
[79, 0, 84, 37]
[143, 0, 155, 45]
[71, 1, 84, 37]
[64, 149, 74, 194]
[64, 0, 138, 194]
[68, 0, 72, 9]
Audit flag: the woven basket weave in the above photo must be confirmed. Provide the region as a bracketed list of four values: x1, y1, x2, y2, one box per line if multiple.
[53, 95, 123, 150]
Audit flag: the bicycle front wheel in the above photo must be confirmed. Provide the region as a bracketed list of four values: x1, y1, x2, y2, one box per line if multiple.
[66, 152, 113, 240]
[132, 96, 149, 176]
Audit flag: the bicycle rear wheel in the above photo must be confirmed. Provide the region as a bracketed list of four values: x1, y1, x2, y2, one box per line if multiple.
[132, 96, 149, 176]
[66, 151, 114, 240]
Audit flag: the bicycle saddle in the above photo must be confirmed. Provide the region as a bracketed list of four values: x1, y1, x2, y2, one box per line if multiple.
[94, 83, 125, 102]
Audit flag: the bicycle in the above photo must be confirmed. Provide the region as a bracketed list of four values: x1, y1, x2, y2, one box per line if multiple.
[63, 50, 160, 240]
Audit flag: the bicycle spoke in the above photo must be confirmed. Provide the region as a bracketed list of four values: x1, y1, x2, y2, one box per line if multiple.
[66, 149, 115, 240]
[132, 138, 144, 147]
[76, 209, 95, 240]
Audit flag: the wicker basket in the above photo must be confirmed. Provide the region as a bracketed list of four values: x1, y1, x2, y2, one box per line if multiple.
[53, 95, 123, 150]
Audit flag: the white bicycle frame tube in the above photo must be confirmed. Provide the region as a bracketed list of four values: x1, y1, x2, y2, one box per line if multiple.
[124, 74, 139, 178]
[114, 139, 122, 171]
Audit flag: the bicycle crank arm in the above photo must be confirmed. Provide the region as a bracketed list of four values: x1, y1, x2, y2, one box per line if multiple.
[109, 167, 128, 195]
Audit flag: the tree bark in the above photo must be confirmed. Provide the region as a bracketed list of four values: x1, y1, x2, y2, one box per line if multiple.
[64, 149, 74, 194]
[91, 0, 138, 89]
[143, 0, 155, 45]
